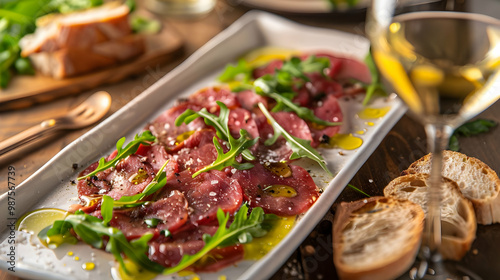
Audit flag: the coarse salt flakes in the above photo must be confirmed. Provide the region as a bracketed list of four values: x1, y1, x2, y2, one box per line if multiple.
[211, 180, 219, 185]
[209, 192, 217, 196]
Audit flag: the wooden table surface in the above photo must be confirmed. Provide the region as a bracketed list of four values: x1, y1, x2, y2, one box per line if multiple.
[1, 1, 499, 280]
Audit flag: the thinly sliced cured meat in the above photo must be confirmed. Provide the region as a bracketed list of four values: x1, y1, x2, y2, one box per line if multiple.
[188, 87, 240, 112]
[258, 111, 313, 142]
[105, 155, 155, 200]
[235, 90, 268, 111]
[149, 240, 205, 267]
[191, 245, 244, 272]
[77, 162, 111, 197]
[146, 102, 207, 148]
[169, 128, 216, 154]
[173, 143, 218, 173]
[164, 170, 243, 225]
[77, 154, 155, 200]
[135, 144, 179, 177]
[256, 111, 313, 163]
[148, 224, 243, 270]
[305, 73, 344, 99]
[228, 108, 260, 140]
[252, 60, 283, 79]
[313, 53, 372, 84]
[309, 94, 343, 146]
[108, 210, 159, 240]
[92, 191, 189, 241]
[232, 163, 319, 216]
[143, 190, 190, 233]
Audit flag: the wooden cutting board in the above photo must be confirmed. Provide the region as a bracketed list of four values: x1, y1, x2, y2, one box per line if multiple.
[0, 25, 184, 111]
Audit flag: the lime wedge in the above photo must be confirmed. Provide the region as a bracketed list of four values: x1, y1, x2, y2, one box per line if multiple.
[16, 208, 67, 235]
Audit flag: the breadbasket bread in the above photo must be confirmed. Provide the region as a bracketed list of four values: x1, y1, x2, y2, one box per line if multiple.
[384, 173, 476, 260]
[19, 2, 132, 56]
[333, 196, 424, 280]
[403, 150, 500, 225]
[28, 34, 145, 78]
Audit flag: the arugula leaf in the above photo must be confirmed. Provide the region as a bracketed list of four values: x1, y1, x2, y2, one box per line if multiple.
[77, 131, 156, 180]
[218, 59, 253, 84]
[362, 49, 387, 105]
[449, 119, 497, 151]
[253, 56, 340, 127]
[347, 184, 370, 197]
[163, 204, 277, 275]
[175, 101, 258, 176]
[267, 92, 341, 126]
[258, 103, 333, 176]
[101, 195, 114, 225]
[191, 131, 258, 178]
[39, 210, 165, 274]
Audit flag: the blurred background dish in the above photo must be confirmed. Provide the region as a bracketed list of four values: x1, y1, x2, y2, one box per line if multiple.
[236, 0, 369, 14]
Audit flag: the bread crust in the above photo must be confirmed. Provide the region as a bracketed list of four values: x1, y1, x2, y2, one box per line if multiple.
[333, 197, 424, 280]
[384, 173, 476, 260]
[20, 2, 131, 57]
[403, 150, 500, 225]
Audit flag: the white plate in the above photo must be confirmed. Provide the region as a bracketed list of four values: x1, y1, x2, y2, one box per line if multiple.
[0, 11, 406, 280]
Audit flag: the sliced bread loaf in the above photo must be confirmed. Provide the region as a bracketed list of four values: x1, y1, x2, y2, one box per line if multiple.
[403, 150, 500, 225]
[333, 196, 424, 280]
[19, 2, 132, 56]
[384, 173, 476, 260]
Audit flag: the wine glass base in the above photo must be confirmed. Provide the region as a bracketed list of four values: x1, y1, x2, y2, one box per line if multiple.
[397, 259, 483, 280]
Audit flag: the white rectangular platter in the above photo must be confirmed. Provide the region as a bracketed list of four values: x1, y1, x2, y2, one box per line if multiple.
[0, 11, 406, 280]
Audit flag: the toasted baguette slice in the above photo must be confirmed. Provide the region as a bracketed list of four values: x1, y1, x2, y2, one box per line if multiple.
[29, 34, 145, 78]
[333, 196, 424, 280]
[403, 150, 500, 225]
[19, 2, 131, 56]
[384, 173, 476, 260]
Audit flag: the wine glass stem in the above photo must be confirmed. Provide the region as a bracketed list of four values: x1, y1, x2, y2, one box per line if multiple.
[423, 123, 453, 261]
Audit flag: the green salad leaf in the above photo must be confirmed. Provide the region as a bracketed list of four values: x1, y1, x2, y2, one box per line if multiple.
[175, 101, 258, 177]
[39, 210, 165, 274]
[218, 59, 253, 86]
[77, 131, 156, 181]
[449, 119, 497, 151]
[163, 204, 277, 275]
[258, 103, 332, 176]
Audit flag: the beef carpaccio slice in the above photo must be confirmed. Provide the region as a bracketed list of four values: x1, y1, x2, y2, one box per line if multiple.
[73, 51, 370, 272]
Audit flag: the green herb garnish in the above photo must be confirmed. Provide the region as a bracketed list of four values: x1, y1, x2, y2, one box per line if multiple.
[130, 14, 160, 34]
[258, 103, 333, 176]
[449, 119, 497, 151]
[175, 101, 259, 177]
[362, 49, 387, 105]
[39, 210, 165, 274]
[77, 131, 156, 180]
[218, 59, 253, 86]
[163, 204, 277, 275]
[347, 184, 370, 197]
[254, 56, 340, 126]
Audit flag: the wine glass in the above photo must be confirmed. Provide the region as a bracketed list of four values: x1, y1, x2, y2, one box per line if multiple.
[366, 0, 500, 279]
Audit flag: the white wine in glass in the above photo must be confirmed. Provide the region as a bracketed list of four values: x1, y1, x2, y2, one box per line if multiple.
[367, 1, 500, 279]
